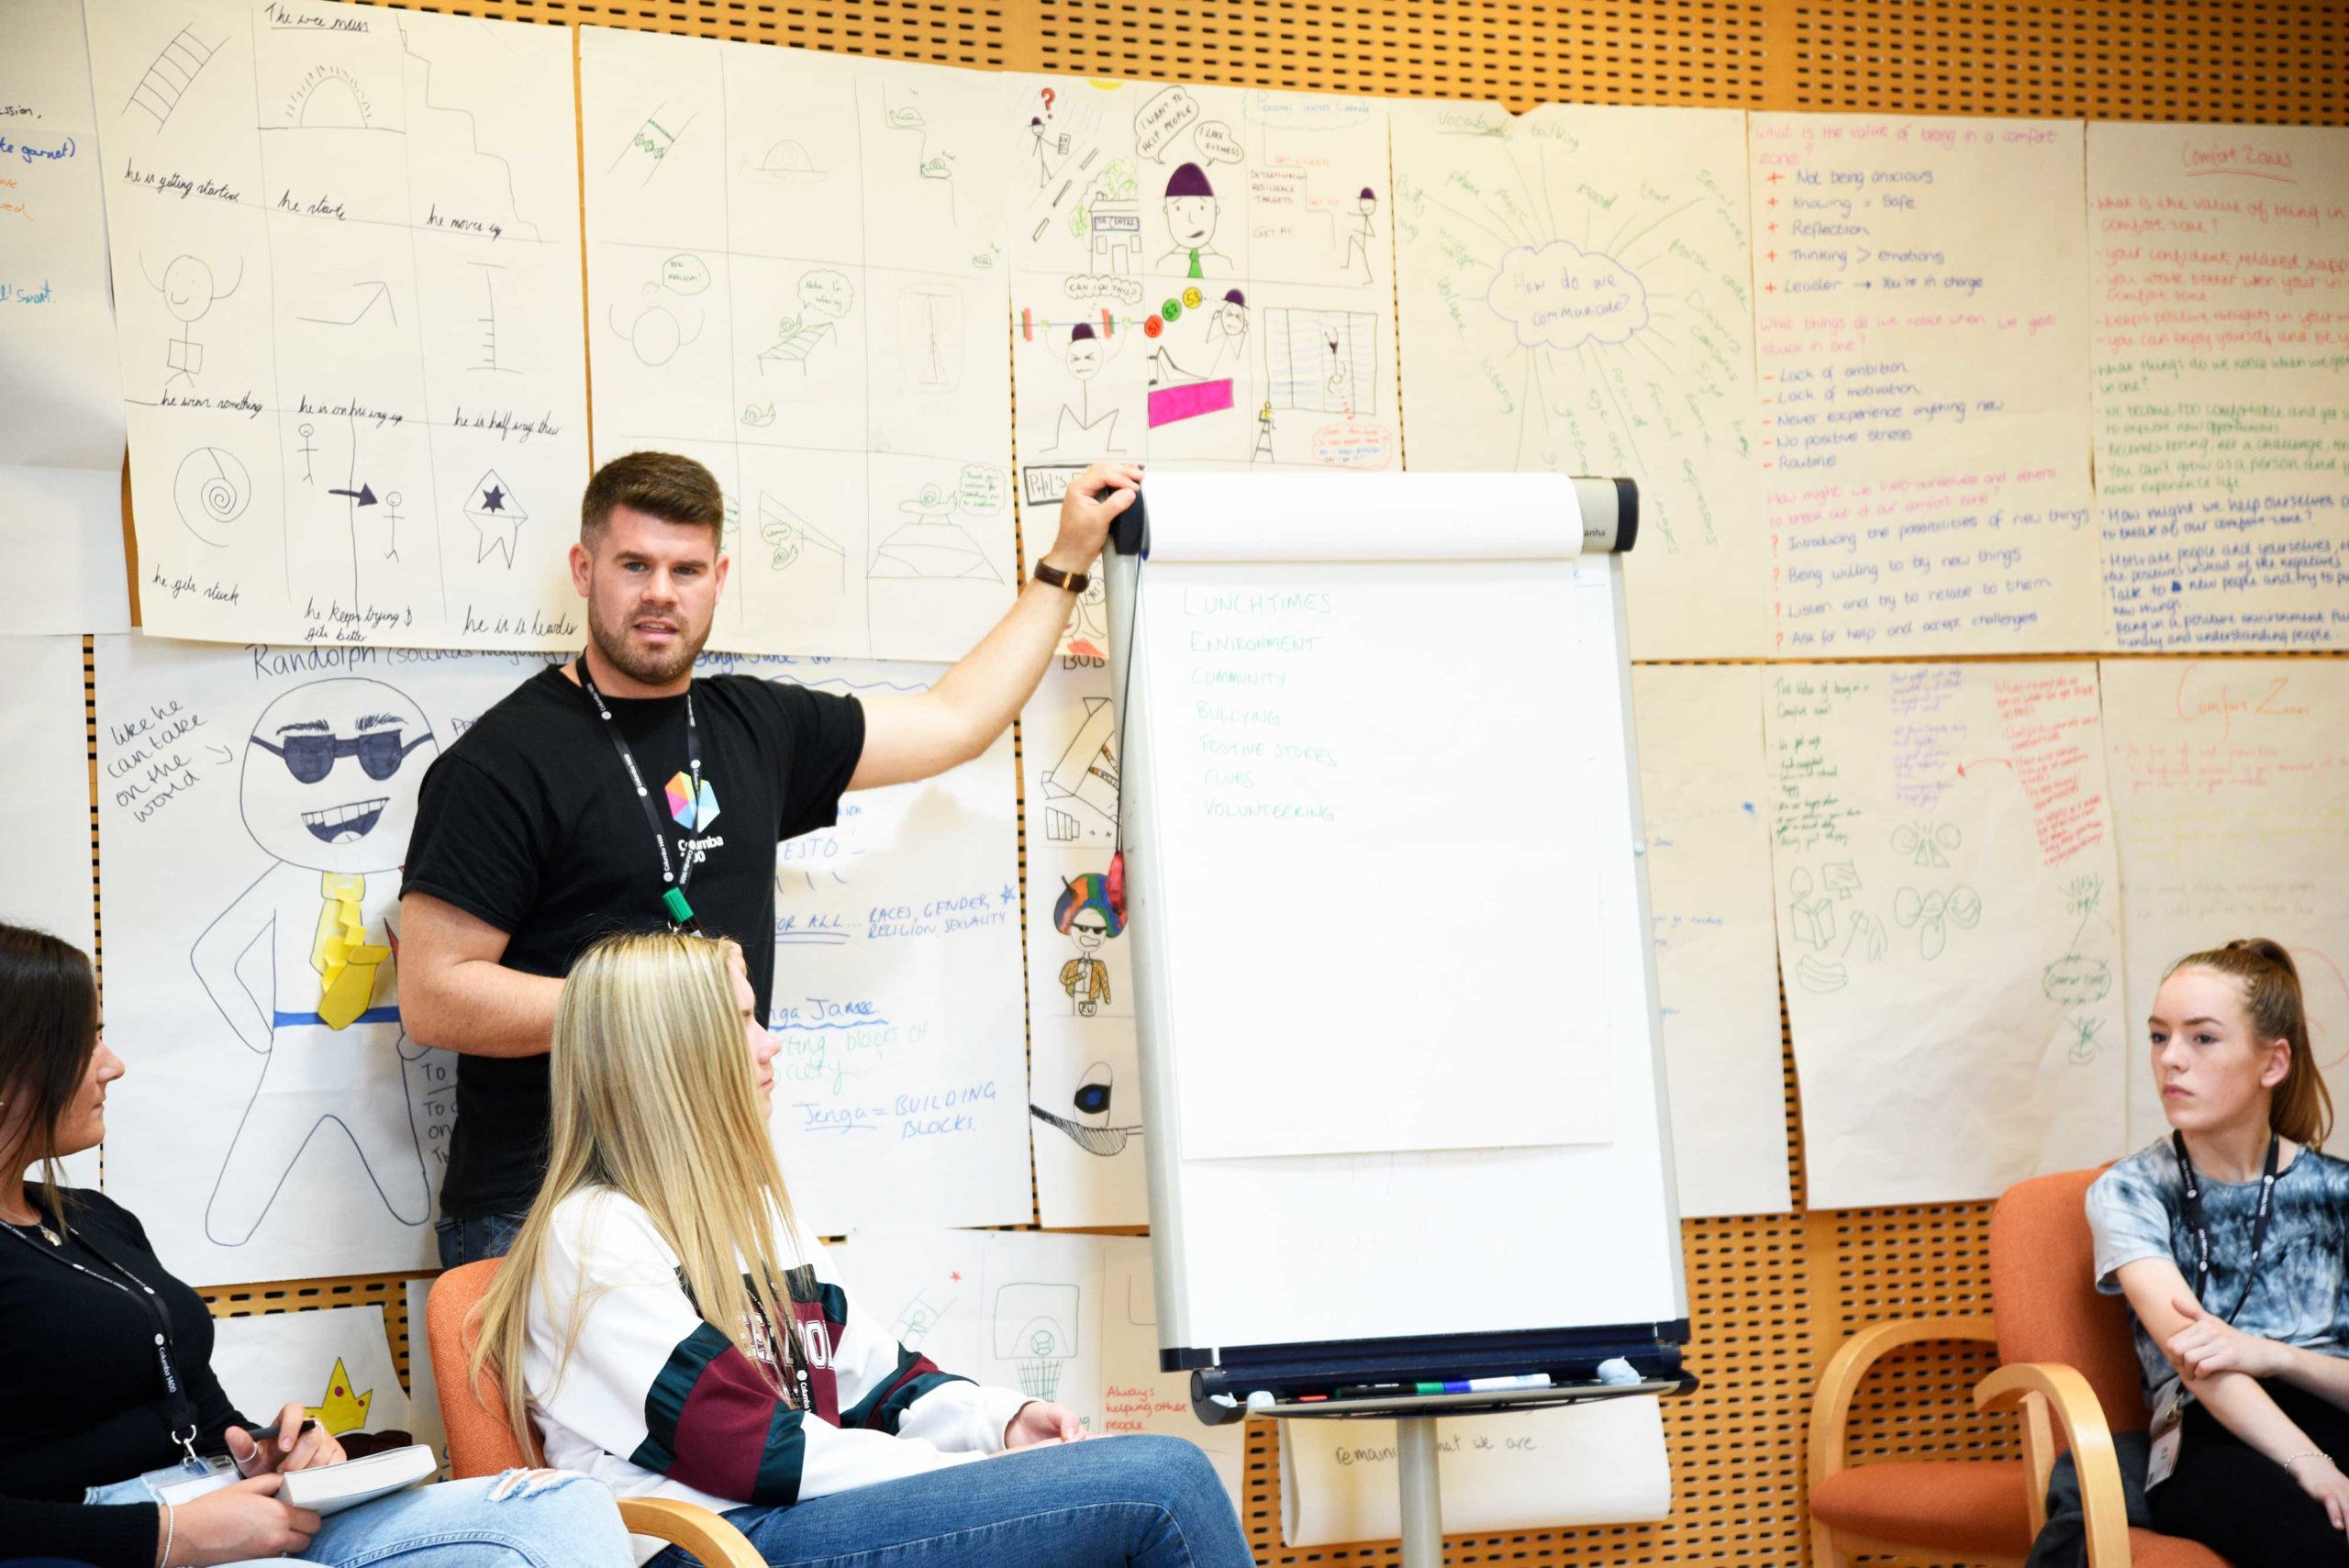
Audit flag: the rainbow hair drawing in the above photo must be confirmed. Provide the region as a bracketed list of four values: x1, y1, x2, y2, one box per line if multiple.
[1054, 873, 1126, 939]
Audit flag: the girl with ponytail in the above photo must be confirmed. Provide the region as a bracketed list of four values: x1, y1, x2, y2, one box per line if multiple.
[2087, 939, 2349, 1562]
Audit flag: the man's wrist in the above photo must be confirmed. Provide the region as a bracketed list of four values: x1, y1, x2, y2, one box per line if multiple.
[1037, 544, 1095, 577]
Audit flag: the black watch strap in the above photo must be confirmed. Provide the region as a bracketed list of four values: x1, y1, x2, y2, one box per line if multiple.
[1032, 560, 1091, 595]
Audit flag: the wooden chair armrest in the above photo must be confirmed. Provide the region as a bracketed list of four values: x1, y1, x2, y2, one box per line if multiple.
[618, 1496, 766, 1568]
[1976, 1362, 2131, 1568]
[1810, 1314, 1998, 1489]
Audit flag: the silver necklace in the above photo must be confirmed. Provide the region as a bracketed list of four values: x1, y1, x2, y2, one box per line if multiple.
[0, 1213, 61, 1247]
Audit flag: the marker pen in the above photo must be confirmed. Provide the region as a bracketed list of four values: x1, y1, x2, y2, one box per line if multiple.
[1412, 1373, 1554, 1395]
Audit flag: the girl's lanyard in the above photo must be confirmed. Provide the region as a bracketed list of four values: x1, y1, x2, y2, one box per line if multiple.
[575, 655, 702, 924]
[2171, 1129, 2281, 1325]
[2, 1218, 207, 1470]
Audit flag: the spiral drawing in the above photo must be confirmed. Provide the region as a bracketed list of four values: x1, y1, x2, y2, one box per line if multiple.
[173, 446, 251, 547]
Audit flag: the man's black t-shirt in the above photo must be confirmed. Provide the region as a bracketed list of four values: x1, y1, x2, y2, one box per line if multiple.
[402, 664, 864, 1218]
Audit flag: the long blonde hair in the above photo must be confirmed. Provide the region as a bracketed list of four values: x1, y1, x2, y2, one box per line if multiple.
[470, 932, 805, 1454]
[2167, 937, 2331, 1149]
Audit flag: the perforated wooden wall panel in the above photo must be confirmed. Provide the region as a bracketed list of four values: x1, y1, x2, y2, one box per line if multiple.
[55, 3, 2336, 1566]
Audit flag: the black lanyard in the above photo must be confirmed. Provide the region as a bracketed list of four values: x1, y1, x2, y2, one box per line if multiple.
[2171, 1129, 2281, 1325]
[3, 1214, 206, 1468]
[575, 656, 702, 917]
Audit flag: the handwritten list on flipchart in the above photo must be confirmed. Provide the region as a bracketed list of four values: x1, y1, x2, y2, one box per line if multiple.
[1393, 101, 1766, 659]
[1751, 115, 2099, 656]
[1766, 664, 2128, 1208]
[1631, 666, 1791, 1217]
[581, 29, 1015, 662]
[1019, 658, 1149, 1228]
[2102, 660, 2349, 1146]
[2090, 124, 2349, 651]
[713, 654, 1032, 1234]
[83, 0, 590, 650]
[0, 0, 131, 634]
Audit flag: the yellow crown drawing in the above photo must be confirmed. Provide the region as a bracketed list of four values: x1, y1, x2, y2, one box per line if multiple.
[306, 1357, 374, 1435]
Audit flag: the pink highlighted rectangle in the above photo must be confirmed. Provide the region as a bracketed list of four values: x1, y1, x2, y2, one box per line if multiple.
[1148, 378, 1235, 428]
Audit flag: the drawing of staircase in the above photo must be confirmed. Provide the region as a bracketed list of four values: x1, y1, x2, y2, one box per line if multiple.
[127, 28, 223, 131]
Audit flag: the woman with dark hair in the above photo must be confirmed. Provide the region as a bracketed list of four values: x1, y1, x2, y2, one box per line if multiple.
[2088, 938, 2349, 1563]
[0, 922, 638, 1568]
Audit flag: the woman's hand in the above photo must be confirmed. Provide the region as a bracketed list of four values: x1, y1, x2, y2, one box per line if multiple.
[167, 1473, 322, 1566]
[2168, 1296, 2288, 1382]
[2286, 1451, 2349, 1534]
[225, 1399, 346, 1475]
[1004, 1400, 1087, 1448]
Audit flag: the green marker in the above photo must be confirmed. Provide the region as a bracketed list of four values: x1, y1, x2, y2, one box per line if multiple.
[662, 887, 701, 931]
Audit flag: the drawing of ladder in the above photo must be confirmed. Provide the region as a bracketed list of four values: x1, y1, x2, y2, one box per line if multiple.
[127, 28, 221, 131]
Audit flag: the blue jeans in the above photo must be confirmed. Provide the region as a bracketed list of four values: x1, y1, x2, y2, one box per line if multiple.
[84, 1468, 634, 1566]
[435, 1209, 529, 1269]
[647, 1434, 1252, 1568]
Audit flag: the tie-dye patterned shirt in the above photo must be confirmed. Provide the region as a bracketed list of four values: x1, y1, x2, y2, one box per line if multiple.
[2088, 1138, 2349, 1419]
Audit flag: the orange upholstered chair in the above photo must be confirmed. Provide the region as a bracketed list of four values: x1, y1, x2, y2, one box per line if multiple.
[426, 1258, 765, 1568]
[1809, 1168, 2230, 1568]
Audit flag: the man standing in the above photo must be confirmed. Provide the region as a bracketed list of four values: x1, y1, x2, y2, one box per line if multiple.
[398, 450, 1138, 1265]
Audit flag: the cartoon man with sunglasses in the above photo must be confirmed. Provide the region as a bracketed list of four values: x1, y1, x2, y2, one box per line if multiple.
[190, 677, 442, 1251]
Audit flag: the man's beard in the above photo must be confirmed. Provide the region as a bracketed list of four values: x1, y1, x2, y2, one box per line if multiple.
[590, 602, 708, 687]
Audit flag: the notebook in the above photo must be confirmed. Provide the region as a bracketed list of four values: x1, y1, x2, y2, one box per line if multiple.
[279, 1444, 439, 1516]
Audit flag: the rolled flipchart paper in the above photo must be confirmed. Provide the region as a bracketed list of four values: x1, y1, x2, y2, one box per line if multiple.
[1133, 472, 1592, 562]
[1278, 1398, 1671, 1547]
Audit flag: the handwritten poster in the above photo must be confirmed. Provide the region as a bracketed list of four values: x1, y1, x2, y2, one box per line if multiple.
[1019, 658, 1147, 1227]
[1007, 76, 1395, 652]
[210, 1304, 411, 1440]
[95, 636, 551, 1284]
[2089, 124, 2349, 651]
[1279, 1396, 1670, 1546]
[841, 1229, 1244, 1502]
[83, 0, 590, 649]
[1765, 663, 2128, 1207]
[713, 654, 1031, 1233]
[1631, 666, 1791, 1217]
[582, 29, 1014, 662]
[1751, 114, 2099, 656]
[0, 0, 131, 635]
[2101, 660, 2349, 1146]
[2, 636, 96, 960]
[1393, 101, 1765, 659]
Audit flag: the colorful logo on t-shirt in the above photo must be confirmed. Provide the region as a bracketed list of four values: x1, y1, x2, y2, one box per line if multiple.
[665, 771, 721, 830]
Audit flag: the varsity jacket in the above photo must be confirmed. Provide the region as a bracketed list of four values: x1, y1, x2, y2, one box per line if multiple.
[524, 1188, 1030, 1555]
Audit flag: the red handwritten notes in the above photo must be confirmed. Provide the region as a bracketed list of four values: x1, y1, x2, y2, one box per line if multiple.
[1752, 115, 2098, 655]
[1766, 662, 2127, 1207]
[2090, 124, 2349, 650]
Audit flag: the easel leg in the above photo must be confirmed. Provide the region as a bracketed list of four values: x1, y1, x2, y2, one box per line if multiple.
[1397, 1416, 1443, 1568]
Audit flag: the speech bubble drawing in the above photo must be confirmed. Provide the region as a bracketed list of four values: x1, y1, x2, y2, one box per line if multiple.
[1310, 421, 1395, 469]
[661, 253, 712, 295]
[1486, 241, 1649, 350]
[1134, 86, 1201, 163]
[1192, 120, 1243, 165]
[959, 464, 1008, 515]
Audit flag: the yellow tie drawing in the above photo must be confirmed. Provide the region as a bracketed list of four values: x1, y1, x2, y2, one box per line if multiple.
[312, 873, 390, 1029]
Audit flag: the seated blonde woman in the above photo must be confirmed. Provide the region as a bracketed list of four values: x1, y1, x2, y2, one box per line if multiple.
[473, 931, 1252, 1567]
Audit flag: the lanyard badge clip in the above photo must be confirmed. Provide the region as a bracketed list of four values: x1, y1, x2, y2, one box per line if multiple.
[663, 886, 705, 935]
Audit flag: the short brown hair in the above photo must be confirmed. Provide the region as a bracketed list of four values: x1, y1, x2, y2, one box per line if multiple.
[2167, 938, 2331, 1148]
[581, 451, 725, 547]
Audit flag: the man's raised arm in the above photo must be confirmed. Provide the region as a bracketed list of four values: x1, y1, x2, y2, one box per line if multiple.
[395, 890, 565, 1058]
[848, 461, 1141, 792]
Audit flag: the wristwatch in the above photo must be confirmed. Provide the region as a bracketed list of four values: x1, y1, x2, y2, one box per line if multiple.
[1031, 560, 1091, 595]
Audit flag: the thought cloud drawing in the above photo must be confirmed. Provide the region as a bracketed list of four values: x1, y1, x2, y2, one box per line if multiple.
[1486, 240, 1650, 350]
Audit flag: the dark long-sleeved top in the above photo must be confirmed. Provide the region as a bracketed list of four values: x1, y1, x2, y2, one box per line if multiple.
[0, 1186, 250, 1568]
